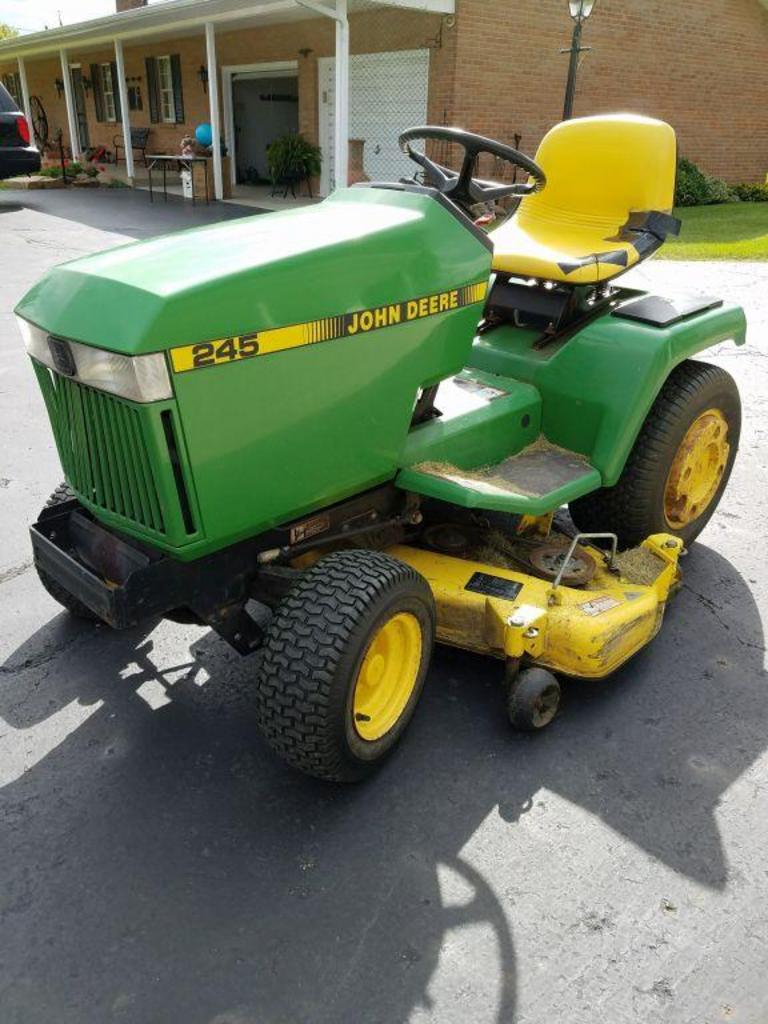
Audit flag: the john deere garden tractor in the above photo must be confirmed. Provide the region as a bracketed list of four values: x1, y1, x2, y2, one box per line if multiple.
[16, 114, 744, 781]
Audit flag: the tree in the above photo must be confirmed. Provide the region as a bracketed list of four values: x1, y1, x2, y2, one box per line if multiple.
[0, 24, 19, 40]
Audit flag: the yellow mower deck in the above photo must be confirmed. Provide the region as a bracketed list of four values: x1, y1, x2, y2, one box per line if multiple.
[387, 534, 683, 679]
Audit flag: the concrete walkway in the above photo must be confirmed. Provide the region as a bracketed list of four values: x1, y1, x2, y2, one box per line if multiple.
[0, 191, 766, 1024]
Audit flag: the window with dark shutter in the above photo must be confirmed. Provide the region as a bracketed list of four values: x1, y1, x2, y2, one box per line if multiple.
[110, 62, 122, 123]
[90, 62, 105, 122]
[145, 56, 159, 123]
[147, 54, 184, 124]
[170, 54, 184, 124]
[98, 63, 117, 122]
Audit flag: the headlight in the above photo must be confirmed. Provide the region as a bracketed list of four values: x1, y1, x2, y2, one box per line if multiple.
[16, 317, 173, 404]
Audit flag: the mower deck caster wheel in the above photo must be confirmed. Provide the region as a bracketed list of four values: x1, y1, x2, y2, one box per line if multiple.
[507, 668, 560, 731]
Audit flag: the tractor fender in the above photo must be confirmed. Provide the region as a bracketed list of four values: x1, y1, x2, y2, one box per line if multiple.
[468, 297, 746, 486]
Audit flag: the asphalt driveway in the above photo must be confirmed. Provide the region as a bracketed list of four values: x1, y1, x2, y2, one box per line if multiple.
[0, 189, 766, 1024]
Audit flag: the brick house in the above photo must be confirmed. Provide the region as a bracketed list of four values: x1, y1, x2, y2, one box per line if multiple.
[0, 0, 766, 198]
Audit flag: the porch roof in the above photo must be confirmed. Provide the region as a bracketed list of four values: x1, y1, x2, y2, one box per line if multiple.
[0, 0, 454, 60]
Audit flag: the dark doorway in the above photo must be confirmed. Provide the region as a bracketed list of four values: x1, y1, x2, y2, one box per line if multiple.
[232, 74, 298, 185]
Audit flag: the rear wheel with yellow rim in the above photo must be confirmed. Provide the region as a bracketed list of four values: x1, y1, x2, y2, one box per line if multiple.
[663, 408, 730, 530]
[570, 360, 740, 548]
[257, 549, 435, 782]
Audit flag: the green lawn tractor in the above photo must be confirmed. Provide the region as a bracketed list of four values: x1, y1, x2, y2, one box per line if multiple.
[16, 113, 745, 781]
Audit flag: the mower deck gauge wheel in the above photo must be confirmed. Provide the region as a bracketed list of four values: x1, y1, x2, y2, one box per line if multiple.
[507, 668, 561, 732]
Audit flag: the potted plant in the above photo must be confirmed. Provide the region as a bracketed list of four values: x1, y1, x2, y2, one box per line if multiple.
[267, 132, 322, 197]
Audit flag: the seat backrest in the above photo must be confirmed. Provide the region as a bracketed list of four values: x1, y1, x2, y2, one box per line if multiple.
[130, 127, 150, 145]
[521, 114, 677, 226]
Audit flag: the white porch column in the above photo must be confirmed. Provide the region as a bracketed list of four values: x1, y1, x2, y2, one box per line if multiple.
[114, 39, 134, 183]
[17, 56, 33, 133]
[205, 21, 223, 201]
[296, 0, 350, 191]
[333, 0, 349, 189]
[59, 49, 80, 159]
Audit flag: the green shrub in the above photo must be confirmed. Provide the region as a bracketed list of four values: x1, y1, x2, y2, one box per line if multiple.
[730, 182, 768, 202]
[267, 133, 322, 183]
[704, 175, 731, 204]
[38, 161, 86, 179]
[675, 157, 730, 207]
[675, 158, 708, 206]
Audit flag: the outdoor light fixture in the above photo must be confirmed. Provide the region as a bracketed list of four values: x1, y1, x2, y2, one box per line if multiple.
[54, 77, 64, 98]
[562, 0, 598, 119]
[197, 65, 209, 93]
[568, 0, 596, 21]
[81, 76, 92, 94]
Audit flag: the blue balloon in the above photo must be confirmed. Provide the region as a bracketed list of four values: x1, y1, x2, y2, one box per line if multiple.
[195, 122, 213, 147]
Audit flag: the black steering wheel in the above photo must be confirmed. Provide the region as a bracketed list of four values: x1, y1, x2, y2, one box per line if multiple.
[399, 126, 546, 210]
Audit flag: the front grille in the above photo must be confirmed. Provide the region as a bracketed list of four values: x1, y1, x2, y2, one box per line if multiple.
[39, 370, 166, 535]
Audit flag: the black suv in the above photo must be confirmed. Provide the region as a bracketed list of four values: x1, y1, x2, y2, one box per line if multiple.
[0, 81, 40, 179]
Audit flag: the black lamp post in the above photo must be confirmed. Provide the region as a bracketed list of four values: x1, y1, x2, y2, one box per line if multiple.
[562, 0, 597, 121]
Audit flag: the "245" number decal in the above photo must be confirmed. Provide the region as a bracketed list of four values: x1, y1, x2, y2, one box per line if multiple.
[190, 333, 259, 369]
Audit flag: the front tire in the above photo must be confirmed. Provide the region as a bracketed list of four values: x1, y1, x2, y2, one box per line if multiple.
[569, 360, 740, 548]
[256, 550, 435, 782]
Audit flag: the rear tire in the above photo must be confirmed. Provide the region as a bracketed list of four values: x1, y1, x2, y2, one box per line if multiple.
[569, 360, 740, 549]
[36, 483, 101, 622]
[256, 549, 435, 782]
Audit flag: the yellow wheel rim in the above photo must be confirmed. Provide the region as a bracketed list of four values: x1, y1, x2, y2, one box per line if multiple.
[352, 612, 423, 742]
[664, 408, 730, 529]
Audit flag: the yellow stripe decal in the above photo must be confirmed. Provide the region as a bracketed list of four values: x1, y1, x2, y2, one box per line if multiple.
[169, 279, 489, 374]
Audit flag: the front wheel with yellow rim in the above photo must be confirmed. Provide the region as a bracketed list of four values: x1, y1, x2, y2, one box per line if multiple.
[256, 549, 435, 782]
[570, 360, 740, 549]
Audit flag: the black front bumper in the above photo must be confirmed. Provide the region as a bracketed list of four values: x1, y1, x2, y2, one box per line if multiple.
[31, 502, 267, 651]
[32, 501, 193, 628]
[31, 483, 408, 652]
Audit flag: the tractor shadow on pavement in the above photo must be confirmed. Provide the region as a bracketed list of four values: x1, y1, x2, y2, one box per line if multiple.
[0, 543, 764, 1024]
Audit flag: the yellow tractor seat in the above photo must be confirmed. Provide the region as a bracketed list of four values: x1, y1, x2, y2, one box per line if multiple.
[491, 114, 679, 286]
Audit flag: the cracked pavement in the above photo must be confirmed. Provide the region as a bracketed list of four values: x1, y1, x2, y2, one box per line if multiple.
[0, 190, 766, 1024]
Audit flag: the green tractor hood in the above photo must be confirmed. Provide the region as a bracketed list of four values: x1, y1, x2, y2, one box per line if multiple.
[18, 187, 493, 557]
[16, 188, 489, 355]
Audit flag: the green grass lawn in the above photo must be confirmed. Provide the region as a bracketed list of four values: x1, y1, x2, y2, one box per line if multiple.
[659, 203, 768, 260]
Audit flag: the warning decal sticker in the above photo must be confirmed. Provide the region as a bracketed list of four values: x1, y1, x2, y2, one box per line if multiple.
[579, 595, 622, 617]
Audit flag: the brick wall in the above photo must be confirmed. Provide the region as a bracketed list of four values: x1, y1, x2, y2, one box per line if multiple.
[2, 0, 765, 183]
[451, 0, 768, 183]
